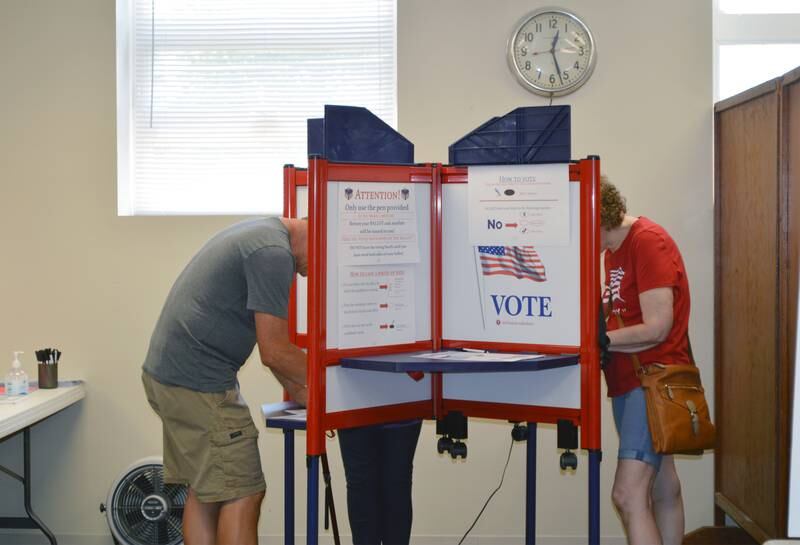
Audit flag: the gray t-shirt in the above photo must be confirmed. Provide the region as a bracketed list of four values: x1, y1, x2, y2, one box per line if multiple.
[142, 217, 295, 392]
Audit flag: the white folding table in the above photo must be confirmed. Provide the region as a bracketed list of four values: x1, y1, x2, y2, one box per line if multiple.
[0, 381, 86, 544]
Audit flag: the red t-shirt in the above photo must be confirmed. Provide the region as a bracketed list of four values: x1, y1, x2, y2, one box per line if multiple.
[603, 217, 691, 397]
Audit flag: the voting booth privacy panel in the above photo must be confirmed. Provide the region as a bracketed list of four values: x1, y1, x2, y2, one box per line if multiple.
[283, 158, 602, 457]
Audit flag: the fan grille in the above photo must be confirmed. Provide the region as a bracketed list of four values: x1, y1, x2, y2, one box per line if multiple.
[110, 463, 186, 545]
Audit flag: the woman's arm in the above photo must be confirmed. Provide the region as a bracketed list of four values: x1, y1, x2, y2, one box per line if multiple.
[607, 287, 673, 353]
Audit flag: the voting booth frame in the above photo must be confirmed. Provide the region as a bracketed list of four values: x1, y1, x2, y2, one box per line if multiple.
[282, 156, 602, 545]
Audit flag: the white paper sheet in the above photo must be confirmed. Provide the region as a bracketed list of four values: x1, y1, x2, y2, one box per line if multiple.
[411, 351, 543, 362]
[337, 182, 420, 265]
[338, 265, 415, 349]
[468, 164, 570, 246]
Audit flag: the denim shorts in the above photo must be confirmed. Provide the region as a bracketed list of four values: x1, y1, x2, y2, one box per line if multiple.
[611, 387, 662, 470]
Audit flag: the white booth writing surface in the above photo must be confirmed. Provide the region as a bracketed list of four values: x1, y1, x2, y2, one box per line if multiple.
[326, 367, 431, 412]
[443, 366, 581, 409]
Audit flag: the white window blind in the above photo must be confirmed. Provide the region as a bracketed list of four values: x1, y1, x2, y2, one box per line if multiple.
[116, 0, 397, 215]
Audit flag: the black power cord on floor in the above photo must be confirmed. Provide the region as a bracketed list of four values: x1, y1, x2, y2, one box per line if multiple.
[457, 437, 515, 545]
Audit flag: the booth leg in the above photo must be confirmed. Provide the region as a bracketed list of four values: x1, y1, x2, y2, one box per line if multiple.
[588, 450, 601, 545]
[284, 430, 295, 545]
[307, 455, 320, 545]
[525, 422, 537, 545]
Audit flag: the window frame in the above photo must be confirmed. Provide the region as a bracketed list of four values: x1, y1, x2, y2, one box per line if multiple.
[714, 0, 800, 101]
[114, 0, 398, 217]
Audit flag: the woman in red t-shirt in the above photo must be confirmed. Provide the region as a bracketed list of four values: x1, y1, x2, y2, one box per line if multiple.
[600, 178, 688, 545]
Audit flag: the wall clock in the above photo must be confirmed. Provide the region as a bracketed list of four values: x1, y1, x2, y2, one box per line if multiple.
[507, 8, 597, 97]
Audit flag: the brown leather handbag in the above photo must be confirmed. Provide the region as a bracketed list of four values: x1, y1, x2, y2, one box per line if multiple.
[614, 314, 716, 454]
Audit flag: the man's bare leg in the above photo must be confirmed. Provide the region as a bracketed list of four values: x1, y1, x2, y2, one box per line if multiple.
[183, 488, 220, 545]
[216, 490, 265, 545]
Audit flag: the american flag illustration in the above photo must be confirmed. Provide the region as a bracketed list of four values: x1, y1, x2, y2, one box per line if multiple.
[477, 246, 546, 282]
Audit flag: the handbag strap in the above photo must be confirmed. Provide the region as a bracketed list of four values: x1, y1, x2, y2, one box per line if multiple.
[611, 312, 695, 374]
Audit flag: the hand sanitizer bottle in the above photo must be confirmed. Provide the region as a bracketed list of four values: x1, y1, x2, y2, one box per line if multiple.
[5, 351, 29, 396]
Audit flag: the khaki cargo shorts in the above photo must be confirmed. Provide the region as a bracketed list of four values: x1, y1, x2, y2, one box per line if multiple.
[142, 371, 266, 503]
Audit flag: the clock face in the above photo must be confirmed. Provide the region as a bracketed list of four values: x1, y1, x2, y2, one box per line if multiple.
[508, 8, 596, 97]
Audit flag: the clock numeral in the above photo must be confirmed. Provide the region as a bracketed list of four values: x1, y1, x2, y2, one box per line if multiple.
[525, 32, 534, 42]
[574, 61, 580, 70]
[525, 61, 531, 71]
[537, 71, 542, 81]
[535, 22, 542, 32]
[562, 71, 570, 80]
[549, 18, 557, 29]
[549, 74, 556, 84]
[520, 46, 528, 56]
[579, 46, 585, 56]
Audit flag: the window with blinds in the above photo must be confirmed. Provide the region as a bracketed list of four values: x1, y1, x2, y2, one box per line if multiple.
[116, 0, 397, 215]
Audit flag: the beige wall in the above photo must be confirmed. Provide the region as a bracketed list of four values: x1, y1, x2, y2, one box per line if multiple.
[0, 0, 712, 542]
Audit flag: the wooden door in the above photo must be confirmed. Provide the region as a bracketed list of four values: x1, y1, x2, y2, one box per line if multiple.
[714, 81, 783, 541]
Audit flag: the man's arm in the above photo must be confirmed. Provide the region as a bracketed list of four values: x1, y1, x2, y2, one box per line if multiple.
[255, 312, 307, 387]
[607, 287, 673, 353]
[270, 368, 308, 406]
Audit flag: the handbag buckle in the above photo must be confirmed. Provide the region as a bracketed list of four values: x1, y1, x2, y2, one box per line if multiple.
[686, 399, 699, 435]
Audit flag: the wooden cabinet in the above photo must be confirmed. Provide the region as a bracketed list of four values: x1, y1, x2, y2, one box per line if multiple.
[714, 66, 800, 542]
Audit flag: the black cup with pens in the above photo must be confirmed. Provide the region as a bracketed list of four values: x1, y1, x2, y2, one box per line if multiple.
[35, 348, 60, 389]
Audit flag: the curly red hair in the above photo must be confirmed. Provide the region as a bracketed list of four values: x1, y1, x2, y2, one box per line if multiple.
[600, 175, 626, 229]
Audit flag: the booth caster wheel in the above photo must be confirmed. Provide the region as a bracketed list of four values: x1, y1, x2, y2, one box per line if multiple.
[560, 450, 578, 470]
[450, 441, 467, 459]
[437, 436, 454, 455]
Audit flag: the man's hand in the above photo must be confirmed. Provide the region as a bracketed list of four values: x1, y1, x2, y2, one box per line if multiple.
[292, 387, 308, 407]
[270, 368, 307, 407]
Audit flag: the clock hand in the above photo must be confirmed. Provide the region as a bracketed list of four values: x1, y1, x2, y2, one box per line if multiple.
[562, 36, 579, 52]
[552, 50, 564, 84]
[563, 36, 576, 46]
[549, 30, 564, 84]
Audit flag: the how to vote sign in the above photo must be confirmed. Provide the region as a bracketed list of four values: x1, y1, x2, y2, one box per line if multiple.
[468, 164, 570, 247]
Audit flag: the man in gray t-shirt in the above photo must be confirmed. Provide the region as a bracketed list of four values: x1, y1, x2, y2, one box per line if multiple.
[142, 217, 307, 545]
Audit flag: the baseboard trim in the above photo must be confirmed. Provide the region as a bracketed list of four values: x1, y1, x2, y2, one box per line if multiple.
[0, 531, 628, 545]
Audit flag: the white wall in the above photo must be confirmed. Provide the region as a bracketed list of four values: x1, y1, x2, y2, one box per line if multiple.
[398, 0, 713, 541]
[0, 0, 712, 543]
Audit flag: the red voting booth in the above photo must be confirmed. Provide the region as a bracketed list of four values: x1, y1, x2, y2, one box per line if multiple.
[277, 156, 601, 545]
